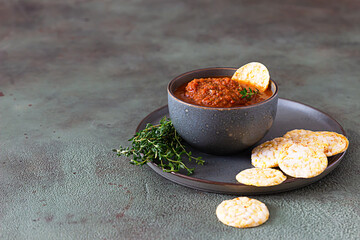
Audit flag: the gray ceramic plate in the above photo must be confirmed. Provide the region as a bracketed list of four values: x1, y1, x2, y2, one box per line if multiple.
[137, 98, 347, 195]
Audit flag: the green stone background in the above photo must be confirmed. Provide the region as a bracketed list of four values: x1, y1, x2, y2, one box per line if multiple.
[0, 0, 359, 239]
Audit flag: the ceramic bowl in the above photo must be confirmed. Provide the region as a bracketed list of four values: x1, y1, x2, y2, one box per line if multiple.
[167, 67, 278, 155]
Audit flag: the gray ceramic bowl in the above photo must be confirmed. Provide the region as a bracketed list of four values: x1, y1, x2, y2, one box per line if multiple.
[167, 67, 278, 155]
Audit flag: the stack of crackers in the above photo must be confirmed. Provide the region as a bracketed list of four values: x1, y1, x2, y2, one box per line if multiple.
[237, 129, 349, 187]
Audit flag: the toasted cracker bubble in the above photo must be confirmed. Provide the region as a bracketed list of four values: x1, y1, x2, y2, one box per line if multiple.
[279, 143, 328, 178]
[236, 168, 287, 187]
[231, 62, 270, 92]
[216, 197, 269, 228]
[251, 137, 293, 168]
[318, 131, 349, 156]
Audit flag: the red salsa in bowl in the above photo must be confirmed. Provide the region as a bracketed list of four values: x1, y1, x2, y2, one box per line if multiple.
[173, 77, 273, 108]
[167, 67, 279, 155]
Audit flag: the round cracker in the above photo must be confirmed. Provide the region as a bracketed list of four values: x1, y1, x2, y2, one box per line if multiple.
[283, 129, 314, 139]
[279, 143, 328, 178]
[216, 197, 269, 228]
[290, 132, 329, 153]
[318, 131, 349, 156]
[251, 137, 293, 168]
[236, 168, 287, 186]
[284, 130, 329, 153]
[231, 62, 270, 92]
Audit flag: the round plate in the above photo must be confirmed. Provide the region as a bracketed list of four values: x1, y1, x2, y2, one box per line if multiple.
[137, 98, 347, 195]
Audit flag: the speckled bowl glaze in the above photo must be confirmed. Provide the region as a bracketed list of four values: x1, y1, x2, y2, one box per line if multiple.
[167, 67, 279, 155]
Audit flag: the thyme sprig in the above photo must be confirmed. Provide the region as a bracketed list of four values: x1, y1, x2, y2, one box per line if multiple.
[113, 117, 204, 175]
[239, 87, 260, 100]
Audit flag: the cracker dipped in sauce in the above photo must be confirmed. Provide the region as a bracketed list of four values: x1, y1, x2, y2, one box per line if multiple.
[173, 63, 273, 108]
[231, 62, 270, 92]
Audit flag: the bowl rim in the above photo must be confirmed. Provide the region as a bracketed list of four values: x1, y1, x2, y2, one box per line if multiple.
[167, 67, 278, 110]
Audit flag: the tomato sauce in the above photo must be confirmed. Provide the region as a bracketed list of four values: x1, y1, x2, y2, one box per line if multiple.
[173, 77, 273, 108]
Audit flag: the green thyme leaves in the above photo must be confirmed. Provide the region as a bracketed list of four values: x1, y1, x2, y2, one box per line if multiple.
[239, 87, 260, 100]
[113, 117, 204, 175]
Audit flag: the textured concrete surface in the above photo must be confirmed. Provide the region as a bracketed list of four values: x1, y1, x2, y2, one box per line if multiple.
[0, 0, 359, 239]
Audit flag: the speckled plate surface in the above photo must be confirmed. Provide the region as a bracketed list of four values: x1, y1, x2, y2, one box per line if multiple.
[137, 98, 347, 195]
